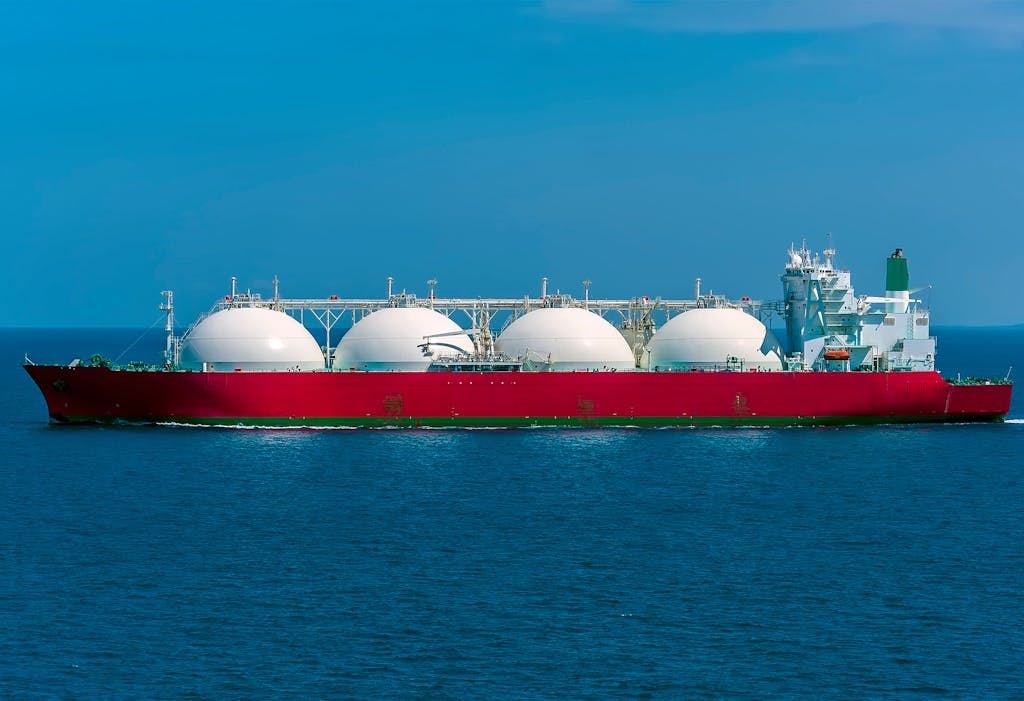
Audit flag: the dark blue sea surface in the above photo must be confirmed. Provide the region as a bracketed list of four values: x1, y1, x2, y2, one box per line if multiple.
[2, 327, 1022, 698]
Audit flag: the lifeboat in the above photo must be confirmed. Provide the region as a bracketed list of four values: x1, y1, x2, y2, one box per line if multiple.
[823, 348, 851, 361]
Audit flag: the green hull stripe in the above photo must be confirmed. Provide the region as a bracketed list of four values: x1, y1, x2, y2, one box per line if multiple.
[53, 413, 1007, 428]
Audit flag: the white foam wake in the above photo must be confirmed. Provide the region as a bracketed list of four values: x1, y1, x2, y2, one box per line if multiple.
[155, 421, 360, 430]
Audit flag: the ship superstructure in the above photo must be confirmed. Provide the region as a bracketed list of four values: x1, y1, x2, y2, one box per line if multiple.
[781, 243, 934, 372]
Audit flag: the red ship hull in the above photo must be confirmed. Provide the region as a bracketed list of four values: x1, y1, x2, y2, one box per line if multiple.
[24, 365, 1012, 427]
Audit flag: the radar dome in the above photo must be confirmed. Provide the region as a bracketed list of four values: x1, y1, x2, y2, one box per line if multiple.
[495, 308, 635, 370]
[179, 307, 325, 371]
[647, 308, 782, 371]
[333, 307, 473, 371]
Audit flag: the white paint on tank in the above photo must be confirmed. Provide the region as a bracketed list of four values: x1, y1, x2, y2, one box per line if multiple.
[179, 307, 326, 371]
[495, 308, 635, 370]
[648, 308, 783, 371]
[333, 307, 473, 371]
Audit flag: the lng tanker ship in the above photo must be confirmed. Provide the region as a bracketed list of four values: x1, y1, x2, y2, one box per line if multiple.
[24, 244, 1012, 427]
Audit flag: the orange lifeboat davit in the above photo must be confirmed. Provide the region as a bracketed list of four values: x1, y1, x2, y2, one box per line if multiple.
[823, 349, 851, 361]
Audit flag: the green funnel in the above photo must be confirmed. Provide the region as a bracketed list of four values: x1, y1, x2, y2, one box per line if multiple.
[886, 248, 909, 292]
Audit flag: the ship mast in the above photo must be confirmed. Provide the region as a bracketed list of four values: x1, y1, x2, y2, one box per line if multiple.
[160, 290, 178, 368]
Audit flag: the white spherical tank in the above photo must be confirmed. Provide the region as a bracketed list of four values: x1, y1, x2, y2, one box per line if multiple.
[495, 308, 636, 371]
[179, 307, 325, 371]
[333, 307, 474, 371]
[647, 308, 783, 371]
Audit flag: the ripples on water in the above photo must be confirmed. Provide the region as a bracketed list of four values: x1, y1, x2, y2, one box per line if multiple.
[2, 329, 1023, 698]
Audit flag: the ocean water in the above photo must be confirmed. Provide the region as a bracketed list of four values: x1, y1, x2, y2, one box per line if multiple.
[2, 327, 1022, 698]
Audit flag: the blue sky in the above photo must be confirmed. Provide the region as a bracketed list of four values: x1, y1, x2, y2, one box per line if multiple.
[3, 1, 1022, 326]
